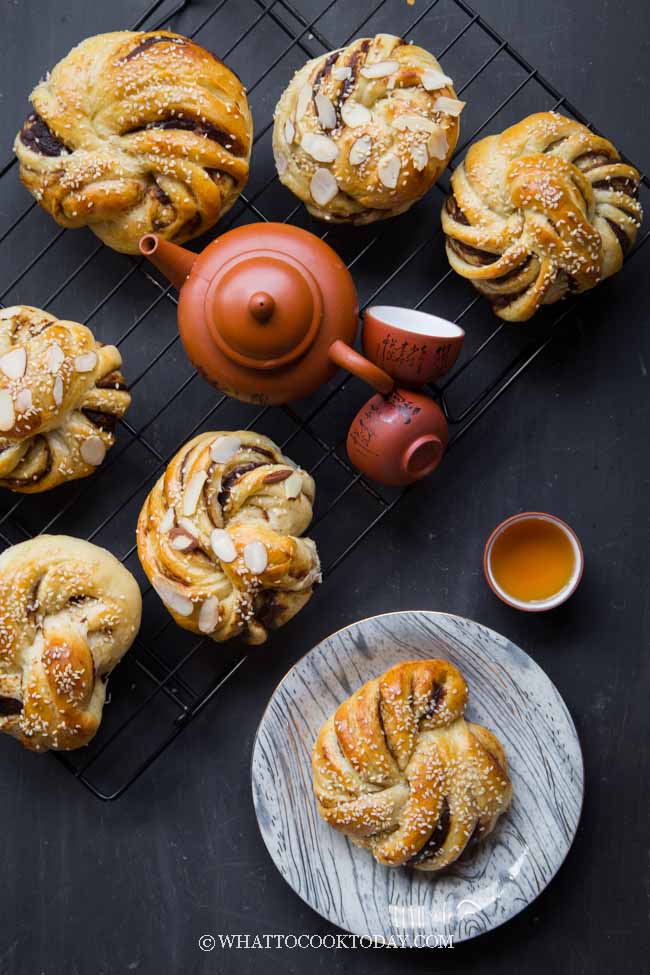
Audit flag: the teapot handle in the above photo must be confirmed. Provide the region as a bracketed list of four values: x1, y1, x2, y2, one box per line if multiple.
[328, 340, 394, 395]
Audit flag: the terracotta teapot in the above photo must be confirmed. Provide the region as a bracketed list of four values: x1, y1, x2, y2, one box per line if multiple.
[139, 223, 393, 405]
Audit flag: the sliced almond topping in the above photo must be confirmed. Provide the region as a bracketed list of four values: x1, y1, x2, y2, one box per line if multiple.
[301, 132, 338, 163]
[263, 468, 293, 484]
[378, 153, 401, 189]
[284, 118, 295, 144]
[422, 68, 454, 91]
[211, 528, 237, 563]
[315, 93, 336, 130]
[152, 575, 194, 617]
[178, 516, 198, 536]
[80, 436, 106, 467]
[349, 135, 372, 166]
[0, 390, 15, 432]
[45, 342, 65, 374]
[170, 529, 196, 551]
[392, 113, 441, 134]
[210, 434, 241, 463]
[198, 595, 220, 634]
[433, 96, 465, 117]
[340, 101, 372, 128]
[360, 59, 399, 79]
[275, 151, 288, 176]
[74, 351, 97, 373]
[333, 66, 352, 81]
[427, 130, 449, 160]
[295, 84, 312, 120]
[0, 347, 26, 381]
[53, 375, 64, 407]
[14, 388, 32, 413]
[159, 508, 175, 533]
[183, 470, 207, 516]
[243, 540, 268, 574]
[284, 471, 303, 499]
[310, 168, 339, 206]
[411, 143, 428, 172]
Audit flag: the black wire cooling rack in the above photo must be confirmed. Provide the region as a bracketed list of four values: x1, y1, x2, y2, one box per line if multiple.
[0, 0, 648, 799]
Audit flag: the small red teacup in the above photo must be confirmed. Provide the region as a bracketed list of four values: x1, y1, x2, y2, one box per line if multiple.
[362, 305, 465, 387]
[347, 387, 449, 486]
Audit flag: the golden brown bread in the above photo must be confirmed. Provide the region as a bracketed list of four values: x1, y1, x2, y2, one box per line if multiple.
[442, 112, 642, 321]
[0, 305, 130, 493]
[312, 659, 512, 870]
[0, 536, 141, 751]
[14, 31, 252, 253]
[273, 33, 461, 223]
[137, 431, 321, 646]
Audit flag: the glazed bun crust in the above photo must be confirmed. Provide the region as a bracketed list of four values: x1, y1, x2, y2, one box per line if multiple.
[137, 431, 321, 646]
[0, 306, 130, 493]
[312, 659, 512, 870]
[273, 33, 461, 224]
[442, 112, 642, 321]
[15, 31, 252, 253]
[0, 536, 141, 752]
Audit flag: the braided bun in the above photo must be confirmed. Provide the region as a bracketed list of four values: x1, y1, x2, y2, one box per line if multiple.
[442, 112, 642, 321]
[15, 31, 252, 253]
[137, 431, 321, 646]
[273, 33, 461, 224]
[0, 306, 130, 493]
[0, 536, 141, 751]
[313, 659, 512, 870]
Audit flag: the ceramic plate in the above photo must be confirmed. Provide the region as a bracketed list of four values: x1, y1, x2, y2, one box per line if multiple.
[251, 612, 583, 945]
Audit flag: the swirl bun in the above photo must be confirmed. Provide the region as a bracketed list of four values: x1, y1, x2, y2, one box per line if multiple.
[0, 306, 130, 493]
[441, 112, 642, 321]
[137, 431, 321, 646]
[313, 659, 512, 870]
[0, 536, 141, 752]
[15, 31, 252, 253]
[273, 33, 461, 224]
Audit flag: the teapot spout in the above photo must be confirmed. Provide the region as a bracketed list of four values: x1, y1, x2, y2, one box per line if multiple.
[139, 234, 197, 291]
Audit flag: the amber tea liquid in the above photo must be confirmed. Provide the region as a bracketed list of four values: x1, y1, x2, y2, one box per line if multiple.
[489, 517, 576, 603]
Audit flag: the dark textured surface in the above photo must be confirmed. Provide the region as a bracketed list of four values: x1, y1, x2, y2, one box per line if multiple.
[1, 1, 649, 973]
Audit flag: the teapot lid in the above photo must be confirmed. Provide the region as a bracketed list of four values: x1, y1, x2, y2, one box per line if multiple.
[205, 250, 323, 370]
[175, 223, 359, 405]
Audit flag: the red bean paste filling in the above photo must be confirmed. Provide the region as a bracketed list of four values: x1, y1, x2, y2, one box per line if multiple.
[0, 697, 23, 716]
[121, 34, 188, 62]
[407, 796, 452, 865]
[2, 435, 52, 486]
[126, 112, 246, 157]
[216, 447, 277, 508]
[256, 591, 285, 629]
[81, 409, 118, 434]
[217, 463, 262, 508]
[446, 197, 498, 267]
[331, 38, 372, 119]
[20, 113, 68, 157]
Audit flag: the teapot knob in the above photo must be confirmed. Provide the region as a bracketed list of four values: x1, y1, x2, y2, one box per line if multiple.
[205, 253, 323, 371]
[249, 292, 275, 322]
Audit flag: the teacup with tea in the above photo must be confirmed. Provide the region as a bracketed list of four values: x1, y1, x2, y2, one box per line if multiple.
[483, 512, 584, 612]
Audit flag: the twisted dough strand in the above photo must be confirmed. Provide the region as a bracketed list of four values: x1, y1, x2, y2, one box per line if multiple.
[0, 536, 141, 752]
[442, 112, 642, 321]
[14, 31, 252, 253]
[0, 306, 130, 493]
[137, 431, 321, 646]
[313, 660, 512, 870]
